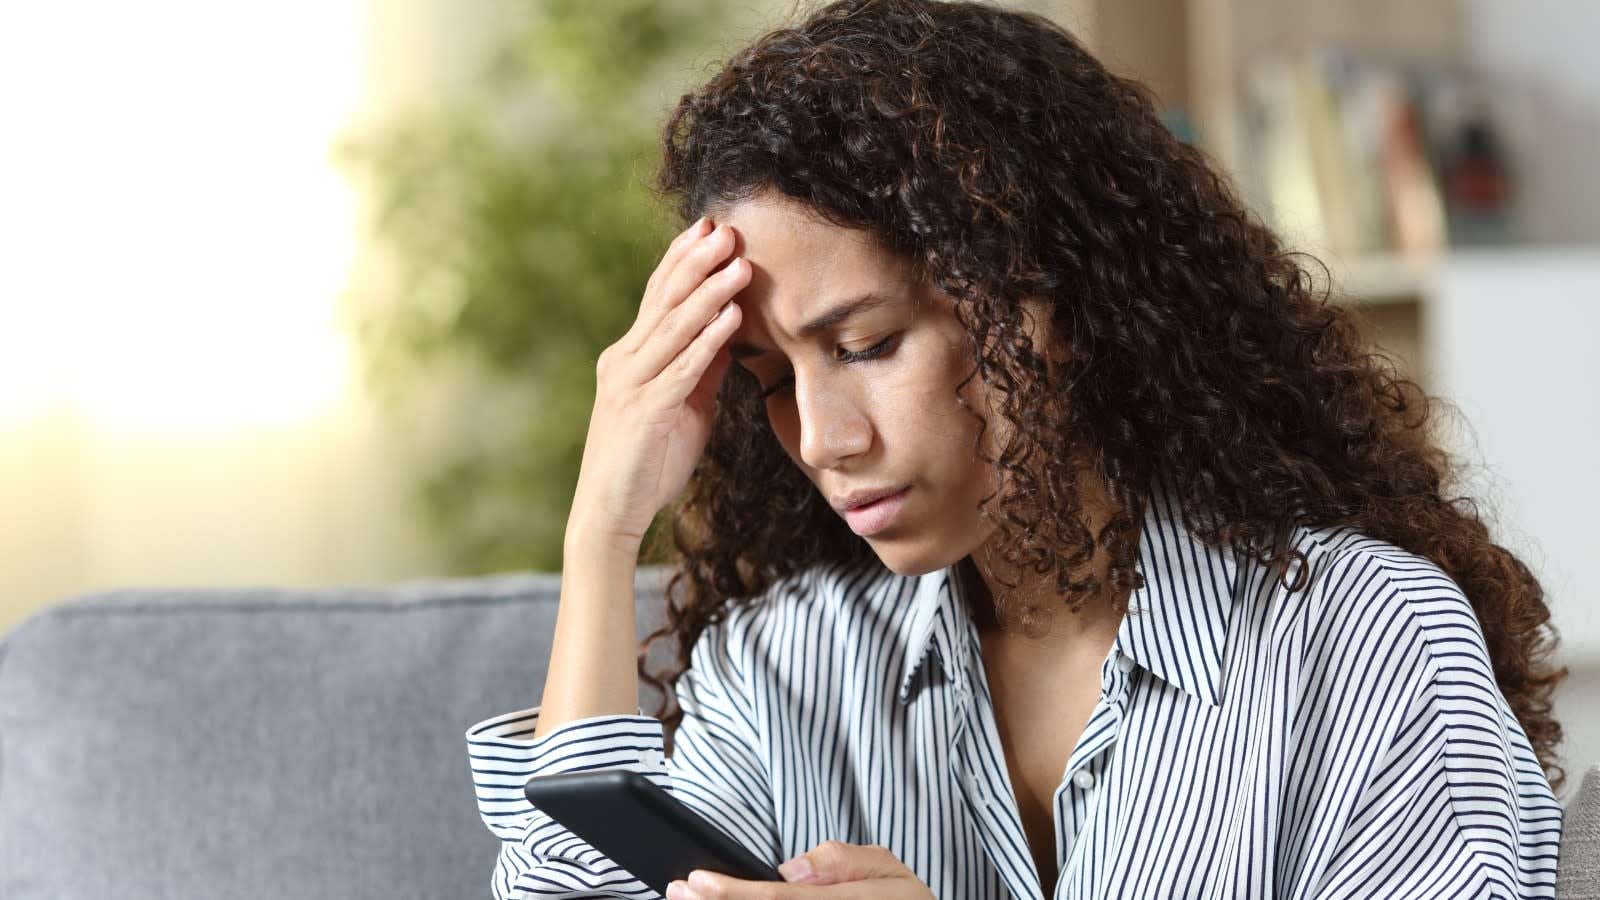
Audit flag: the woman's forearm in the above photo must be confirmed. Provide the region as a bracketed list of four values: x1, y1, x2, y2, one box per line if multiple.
[530, 521, 644, 741]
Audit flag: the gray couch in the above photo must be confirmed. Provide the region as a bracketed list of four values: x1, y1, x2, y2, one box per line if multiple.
[0, 567, 1595, 898]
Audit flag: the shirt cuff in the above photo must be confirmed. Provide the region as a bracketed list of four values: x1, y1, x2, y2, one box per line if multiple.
[466, 705, 668, 775]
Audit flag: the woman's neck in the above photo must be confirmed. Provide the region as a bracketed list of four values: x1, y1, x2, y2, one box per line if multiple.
[961, 476, 1131, 646]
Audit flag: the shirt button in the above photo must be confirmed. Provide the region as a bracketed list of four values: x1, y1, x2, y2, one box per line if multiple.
[1116, 655, 1134, 674]
[1072, 769, 1096, 790]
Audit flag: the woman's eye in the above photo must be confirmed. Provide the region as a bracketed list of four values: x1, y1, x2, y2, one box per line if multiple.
[757, 334, 898, 399]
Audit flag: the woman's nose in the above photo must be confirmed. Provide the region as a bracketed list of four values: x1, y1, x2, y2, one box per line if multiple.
[795, 382, 872, 471]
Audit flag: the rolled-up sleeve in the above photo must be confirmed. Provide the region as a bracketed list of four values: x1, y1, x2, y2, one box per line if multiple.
[465, 610, 781, 899]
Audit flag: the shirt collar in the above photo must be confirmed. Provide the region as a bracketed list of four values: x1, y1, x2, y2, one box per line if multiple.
[895, 473, 1240, 707]
[896, 559, 955, 704]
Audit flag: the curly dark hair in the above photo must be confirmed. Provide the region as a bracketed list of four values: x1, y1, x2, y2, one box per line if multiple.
[632, 0, 1569, 793]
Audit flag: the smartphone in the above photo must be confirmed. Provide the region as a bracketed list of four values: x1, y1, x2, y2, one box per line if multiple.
[522, 769, 784, 893]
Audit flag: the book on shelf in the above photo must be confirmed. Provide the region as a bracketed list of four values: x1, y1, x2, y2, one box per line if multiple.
[1240, 48, 1511, 272]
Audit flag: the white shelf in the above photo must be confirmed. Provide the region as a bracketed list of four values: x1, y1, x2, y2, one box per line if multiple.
[1292, 251, 1439, 306]
[1327, 245, 1600, 303]
[1332, 253, 1438, 303]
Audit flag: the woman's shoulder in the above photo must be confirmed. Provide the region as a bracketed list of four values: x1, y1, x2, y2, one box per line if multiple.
[696, 555, 906, 669]
[1270, 522, 1527, 751]
[1284, 522, 1489, 670]
[717, 555, 899, 630]
[1282, 523, 1560, 803]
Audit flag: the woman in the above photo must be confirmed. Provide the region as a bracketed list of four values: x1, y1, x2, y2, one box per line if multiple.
[467, 1, 1568, 897]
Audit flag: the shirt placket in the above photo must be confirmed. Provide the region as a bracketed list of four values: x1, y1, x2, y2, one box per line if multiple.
[950, 667, 1045, 900]
[1054, 649, 1136, 898]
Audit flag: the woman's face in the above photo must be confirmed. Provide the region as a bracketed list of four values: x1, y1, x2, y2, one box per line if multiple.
[719, 192, 1051, 577]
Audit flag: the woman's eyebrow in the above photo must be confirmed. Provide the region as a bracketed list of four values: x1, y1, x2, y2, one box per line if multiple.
[727, 292, 899, 360]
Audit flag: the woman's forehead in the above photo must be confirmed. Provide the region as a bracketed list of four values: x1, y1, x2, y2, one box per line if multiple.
[720, 198, 886, 275]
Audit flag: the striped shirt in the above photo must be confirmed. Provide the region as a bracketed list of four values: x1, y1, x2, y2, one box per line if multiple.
[466, 479, 1563, 898]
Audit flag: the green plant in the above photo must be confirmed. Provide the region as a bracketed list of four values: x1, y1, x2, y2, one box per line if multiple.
[334, 0, 754, 574]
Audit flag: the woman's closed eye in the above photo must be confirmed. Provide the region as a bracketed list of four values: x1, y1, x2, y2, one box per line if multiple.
[757, 334, 900, 399]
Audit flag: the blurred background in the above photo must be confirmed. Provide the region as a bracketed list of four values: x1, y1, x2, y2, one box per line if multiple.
[1, 0, 1595, 794]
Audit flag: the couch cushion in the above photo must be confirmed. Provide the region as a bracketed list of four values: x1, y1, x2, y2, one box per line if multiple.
[1560, 764, 1600, 899]
[0, 566, 674, 899]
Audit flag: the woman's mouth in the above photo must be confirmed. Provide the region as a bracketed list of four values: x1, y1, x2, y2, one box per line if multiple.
[841, 486, 911, 536]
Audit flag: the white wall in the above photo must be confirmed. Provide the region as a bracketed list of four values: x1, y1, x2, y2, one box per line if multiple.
[1431, 251, 1600, 659]
[1463, 0, 1600, 245]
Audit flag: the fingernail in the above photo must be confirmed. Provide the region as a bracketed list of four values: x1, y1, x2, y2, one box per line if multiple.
[778, 856, 814, 881]
[695, 216, 711, 234]
[665, 879, 698, 900]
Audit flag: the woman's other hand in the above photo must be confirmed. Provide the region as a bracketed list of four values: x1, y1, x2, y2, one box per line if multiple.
[665, 840, 935, 899]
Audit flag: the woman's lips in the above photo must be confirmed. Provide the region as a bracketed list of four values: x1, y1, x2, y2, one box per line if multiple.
[841, 486, 910, 536]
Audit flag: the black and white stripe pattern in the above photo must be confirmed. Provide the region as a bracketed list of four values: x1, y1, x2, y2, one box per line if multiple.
[467, 479, 1563, 898]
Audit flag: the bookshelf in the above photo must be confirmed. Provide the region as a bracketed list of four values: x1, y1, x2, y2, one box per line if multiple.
[1058, 0, 1464, 191]
[1054, 0, 1483, 389]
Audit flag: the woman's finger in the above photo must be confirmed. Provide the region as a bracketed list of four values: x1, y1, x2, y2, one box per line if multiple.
[671, 869, 924, 899]
[779, 840, 913, 885]
[627, 254, 749, 389]
[619, 219, 738, 357]
[612, 215, 709, 355]
[668, 839, 930, 898]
